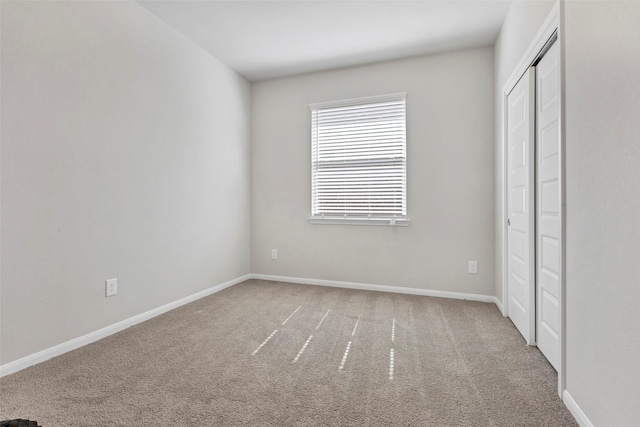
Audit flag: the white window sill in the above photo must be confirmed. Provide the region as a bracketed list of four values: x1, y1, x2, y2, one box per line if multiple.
[308, 217, 411, 227]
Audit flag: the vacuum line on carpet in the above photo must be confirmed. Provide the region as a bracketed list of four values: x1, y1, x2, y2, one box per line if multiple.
[351, 315, 361, 337]
[252, 329, 278, 355]
[292, 335, 313, 363]
[391, 317, 396, 343]
[282, 305, 302, 326]
[315, 309, 331, 330]
[338, 341, 352, 370]
[389, 348, 395, 381]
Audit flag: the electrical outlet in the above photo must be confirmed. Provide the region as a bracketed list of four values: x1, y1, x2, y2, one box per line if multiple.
[271, 249, 278, 260]
[105, 278, 118, 297]
[468, 261, 478, 274]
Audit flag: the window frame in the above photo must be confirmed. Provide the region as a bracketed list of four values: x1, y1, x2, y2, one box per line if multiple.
[308, 92, 410, 227]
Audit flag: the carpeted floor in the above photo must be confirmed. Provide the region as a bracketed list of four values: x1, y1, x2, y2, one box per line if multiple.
[0, 279, 577, 426]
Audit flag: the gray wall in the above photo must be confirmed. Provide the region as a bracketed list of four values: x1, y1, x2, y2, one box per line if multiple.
[493, 0, 556, 306]
[564, 1, 640, 424]
[251, 48, 495, 295]
[0, 1, 251, 364]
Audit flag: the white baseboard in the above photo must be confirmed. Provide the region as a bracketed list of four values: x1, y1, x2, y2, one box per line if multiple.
[0, 274, 251, 378]
[563, 390, 594, 427]
[251, 274, 498, 304]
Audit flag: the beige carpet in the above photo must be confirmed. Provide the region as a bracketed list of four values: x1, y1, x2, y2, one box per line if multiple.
[1, 279, 576, 426]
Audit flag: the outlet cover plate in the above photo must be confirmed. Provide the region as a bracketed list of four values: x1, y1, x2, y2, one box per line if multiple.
[105, 278, 118, 297]
[468, 261, 478, 274]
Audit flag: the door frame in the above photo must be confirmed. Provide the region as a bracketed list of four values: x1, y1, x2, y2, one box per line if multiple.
[499, 2, 565, 397]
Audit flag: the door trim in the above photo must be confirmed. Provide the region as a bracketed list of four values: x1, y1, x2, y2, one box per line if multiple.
[499, 2, 565, 397]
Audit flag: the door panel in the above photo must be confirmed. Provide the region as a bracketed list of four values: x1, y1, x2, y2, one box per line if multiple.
[536, 40, 561, 370]
[507, 68, 536, 345]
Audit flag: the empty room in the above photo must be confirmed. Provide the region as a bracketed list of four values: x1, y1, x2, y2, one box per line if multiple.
[1, 0, 638, 425]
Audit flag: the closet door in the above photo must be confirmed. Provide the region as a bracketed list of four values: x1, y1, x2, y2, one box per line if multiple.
[535, 41, 561, 370]
[507, 68, 536, 345]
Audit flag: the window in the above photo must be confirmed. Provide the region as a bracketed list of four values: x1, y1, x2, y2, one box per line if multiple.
[309, 93, 409, 226]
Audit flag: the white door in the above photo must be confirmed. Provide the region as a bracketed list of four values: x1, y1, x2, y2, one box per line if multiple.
[535, 41, 561, 370]
[507, 69, 536, 345]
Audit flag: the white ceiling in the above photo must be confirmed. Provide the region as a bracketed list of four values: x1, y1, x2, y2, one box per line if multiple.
[138, 0, 511, 82]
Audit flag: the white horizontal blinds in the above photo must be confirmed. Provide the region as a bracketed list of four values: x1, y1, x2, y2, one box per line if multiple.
[311, 94, 407, 218]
